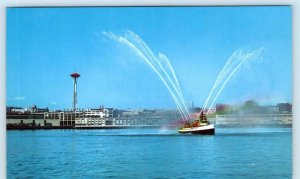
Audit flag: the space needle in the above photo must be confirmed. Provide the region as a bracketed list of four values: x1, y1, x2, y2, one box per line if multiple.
[70, 72, 80, 111]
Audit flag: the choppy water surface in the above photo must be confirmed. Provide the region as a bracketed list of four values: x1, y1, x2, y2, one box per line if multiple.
[7, 128, 291, 178]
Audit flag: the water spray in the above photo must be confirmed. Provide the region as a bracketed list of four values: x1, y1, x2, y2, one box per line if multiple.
[126, 32, 190, 118]
[103, 31, 190, 121]
[206, 48, 264, 113]
[201, 50, 242, 113]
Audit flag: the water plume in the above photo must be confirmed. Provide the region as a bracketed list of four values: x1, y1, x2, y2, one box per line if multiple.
[103, 31, 264, 123]
[103, 31, 190, 121]
[201, 50, 242, 112]
[205, 48, 264, 114]
[124, 31, 189, 117]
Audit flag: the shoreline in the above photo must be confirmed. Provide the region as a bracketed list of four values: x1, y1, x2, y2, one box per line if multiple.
[6, 124, 292, 130]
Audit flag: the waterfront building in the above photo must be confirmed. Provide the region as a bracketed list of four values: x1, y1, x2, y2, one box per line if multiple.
[260, 106, 280, 114]
[106, 108, 119, 118]
[216, 104, 231, 114]
[45, 110, 83, 126]
[84, 108, 108, 118]
[7, 112, 58, 128]
[215, 113, 292, 126]
[121, 109, 140, 116]
[277, 103, 292, 113]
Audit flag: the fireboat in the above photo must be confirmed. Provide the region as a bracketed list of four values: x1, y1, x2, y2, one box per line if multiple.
[178, 112, 215, 135]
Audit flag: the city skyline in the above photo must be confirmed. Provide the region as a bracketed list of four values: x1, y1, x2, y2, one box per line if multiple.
[6, 6, 292, 109]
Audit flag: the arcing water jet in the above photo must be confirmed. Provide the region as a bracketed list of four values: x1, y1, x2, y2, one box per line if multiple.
[103, 31, 190, 121]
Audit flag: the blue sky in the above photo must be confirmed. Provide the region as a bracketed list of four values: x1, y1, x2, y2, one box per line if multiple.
[6, 6, 292, 109]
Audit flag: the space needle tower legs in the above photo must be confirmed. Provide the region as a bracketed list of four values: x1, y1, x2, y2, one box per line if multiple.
[70, 72, 80, 112]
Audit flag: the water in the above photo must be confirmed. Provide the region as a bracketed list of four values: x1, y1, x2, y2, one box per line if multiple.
[7, 128, 291, 178]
